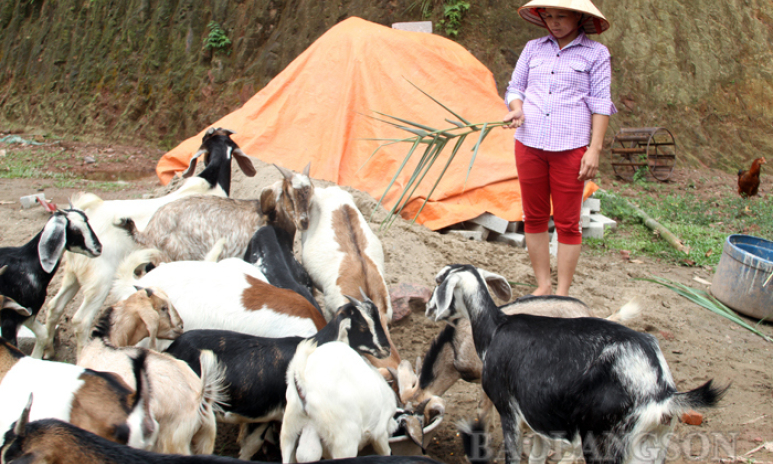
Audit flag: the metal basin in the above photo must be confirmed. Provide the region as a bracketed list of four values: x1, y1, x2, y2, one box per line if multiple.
[711, 234, 773, 320]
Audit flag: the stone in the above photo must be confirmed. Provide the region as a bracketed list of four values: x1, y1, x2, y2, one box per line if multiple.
[391, 21, 433, 33]
[448, 230, 484, 241]
[681, 410, 704, 426]
[389, 283, 433, 322]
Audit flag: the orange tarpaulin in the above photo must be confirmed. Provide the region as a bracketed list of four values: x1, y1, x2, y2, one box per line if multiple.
[157, 17, 597, 230]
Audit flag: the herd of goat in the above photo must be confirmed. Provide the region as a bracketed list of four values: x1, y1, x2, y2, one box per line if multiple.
[0, 128, 726, 464]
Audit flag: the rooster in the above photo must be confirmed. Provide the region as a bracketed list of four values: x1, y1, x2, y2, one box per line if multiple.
[738, 157, 766, 197]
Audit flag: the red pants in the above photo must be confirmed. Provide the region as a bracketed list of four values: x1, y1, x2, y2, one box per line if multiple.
[515, 140, 586, 245]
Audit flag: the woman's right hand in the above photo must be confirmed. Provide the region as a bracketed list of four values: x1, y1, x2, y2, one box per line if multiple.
[503, 109, 525, 129]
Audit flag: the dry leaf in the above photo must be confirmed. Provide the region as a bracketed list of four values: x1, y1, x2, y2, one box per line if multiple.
[693, 276, 712, 286]
[705, 249, 714, 258]
[631, 259, 644, 264]
[620, 250, 631, 261]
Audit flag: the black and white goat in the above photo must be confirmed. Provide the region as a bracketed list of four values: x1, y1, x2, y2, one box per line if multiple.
[43, 127, 253, 359]
[243, 225, 320, 315]
[2, 398, 445, 464]
[164, 294, 390, 460]
[0, 208, 101, 356]
[425, 264, 728, 464]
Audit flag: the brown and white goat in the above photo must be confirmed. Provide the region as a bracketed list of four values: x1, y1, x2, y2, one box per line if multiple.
[0, 338, 156, 450]
[300, 186, 402, 373]
[2, 397, 446, 464]
[110, 249, 326, 339]
[117, 163, 314, 263]
[77, 290, 226, 455]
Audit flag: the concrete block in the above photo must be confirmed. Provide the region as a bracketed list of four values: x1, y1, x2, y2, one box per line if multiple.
[582, 221, 605, 239]
[506, 221, 523, 233]
[463, 223, 490, 241]
[392, 21, 433, 33]
[19, 193, 46, 209]
[583, 197, 601, 212]
[495, 232, 526, 248]
[548, 218, 555, 232]
[581, 207, 591, 229]
[448, 230, 484, 241]
[549, 230, 559, 256]
[590, 213, 617, 230]
[469, 213, 509, 234]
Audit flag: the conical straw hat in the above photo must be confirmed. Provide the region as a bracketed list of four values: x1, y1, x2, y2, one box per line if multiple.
[518, 0, 610, 34]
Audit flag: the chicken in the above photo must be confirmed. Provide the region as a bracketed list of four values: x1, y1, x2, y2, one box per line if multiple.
[738, 157, 766, 197]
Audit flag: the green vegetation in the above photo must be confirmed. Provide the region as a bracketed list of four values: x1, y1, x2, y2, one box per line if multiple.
[585, 184, 773, 268]
[0, 148, 129, 192]
[438, 0, 470, 37]
[204, 21, 232, 55]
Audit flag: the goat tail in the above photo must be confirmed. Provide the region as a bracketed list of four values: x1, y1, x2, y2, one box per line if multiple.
[198, 350, 229, 416]
[203, 238, 227, 263]
[112, 248, 163, 301]
[286, 339, 319, 411]
[457, 411, 492, 464]
[606, 297, 642, 323]
[70, 191, 104, 211]
[672, 379, 729, 411]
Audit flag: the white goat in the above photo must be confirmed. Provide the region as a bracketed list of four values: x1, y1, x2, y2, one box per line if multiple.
[281, 340, 398, 463]
[78, 292, 226, 455]
[43, 128, 253, 359]
[110, 249, 326, 339]
[301, 186, 401, 373]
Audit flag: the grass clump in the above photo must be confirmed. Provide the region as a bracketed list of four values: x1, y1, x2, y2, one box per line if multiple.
[587, 186, 773, 267]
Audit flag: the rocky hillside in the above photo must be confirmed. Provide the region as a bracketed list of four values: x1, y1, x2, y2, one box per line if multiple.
[1, 0, 771, 170]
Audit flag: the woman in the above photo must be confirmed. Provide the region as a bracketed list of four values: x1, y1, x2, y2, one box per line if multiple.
[503, 0, 616, 296]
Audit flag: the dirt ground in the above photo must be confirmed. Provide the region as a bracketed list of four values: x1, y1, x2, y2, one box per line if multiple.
[1, 136, 771, 464]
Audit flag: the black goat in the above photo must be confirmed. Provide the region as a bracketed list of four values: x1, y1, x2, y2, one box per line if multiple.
[164, 294, 390, 459]
[180, 127, 256, 197]
[426, 264, 728, 464]
[0, 208, 101, 354]
[243, 225, 320, 315]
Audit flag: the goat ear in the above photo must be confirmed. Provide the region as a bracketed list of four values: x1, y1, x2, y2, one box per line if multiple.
[477, 268, 512, 302]
[182, 149, 207, 178]
[14, 393, 33, 437]
[259, 186, 278, 220]
[233, 148, 257, 177]
[2, 296, 32, 317]
[38, 214, 67, 274]
[426, 273, 460, 322]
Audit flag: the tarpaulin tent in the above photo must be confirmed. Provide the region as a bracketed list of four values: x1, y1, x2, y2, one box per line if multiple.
[157, 17, 596, 231]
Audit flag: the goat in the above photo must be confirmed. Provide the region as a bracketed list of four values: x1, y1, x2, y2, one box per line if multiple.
[401, 292, 641, 404]
[116, 163, 314, 263]
[281, 340, 397, 462]
[43, 128, 252, 359]
[111, 249, 326, 339]
[0, 207, 102, 357]
[2, 400, 446, 464]
[301, 185, 401, 373]
[243, 225, 320, 315]
[78, 293, 226, 455]
[164, 293, 390, 460]
[425, 264, 728, 464]
[0, 338, 157, 450]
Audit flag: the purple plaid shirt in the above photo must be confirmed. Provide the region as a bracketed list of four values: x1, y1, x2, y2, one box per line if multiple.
[505, 32, 617, 152]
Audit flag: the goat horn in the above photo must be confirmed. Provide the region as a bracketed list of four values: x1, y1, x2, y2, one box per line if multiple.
[273, 163, 294, 180]
[343, 294, 360, 306]
[358, 287, 371, 303]
[415, 356, 422, 376]
[0, 265, 6, 275]
[387, 367, 400, 390]
[415, 398, 431, 415]
[15, 393, 33, 436]
[302, 162, 311, 177]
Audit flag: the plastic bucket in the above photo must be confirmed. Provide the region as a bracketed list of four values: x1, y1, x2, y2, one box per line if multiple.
[711, 234, 773, 320]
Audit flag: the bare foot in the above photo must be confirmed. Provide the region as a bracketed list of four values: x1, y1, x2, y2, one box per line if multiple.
[530, 287, 553, 296]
